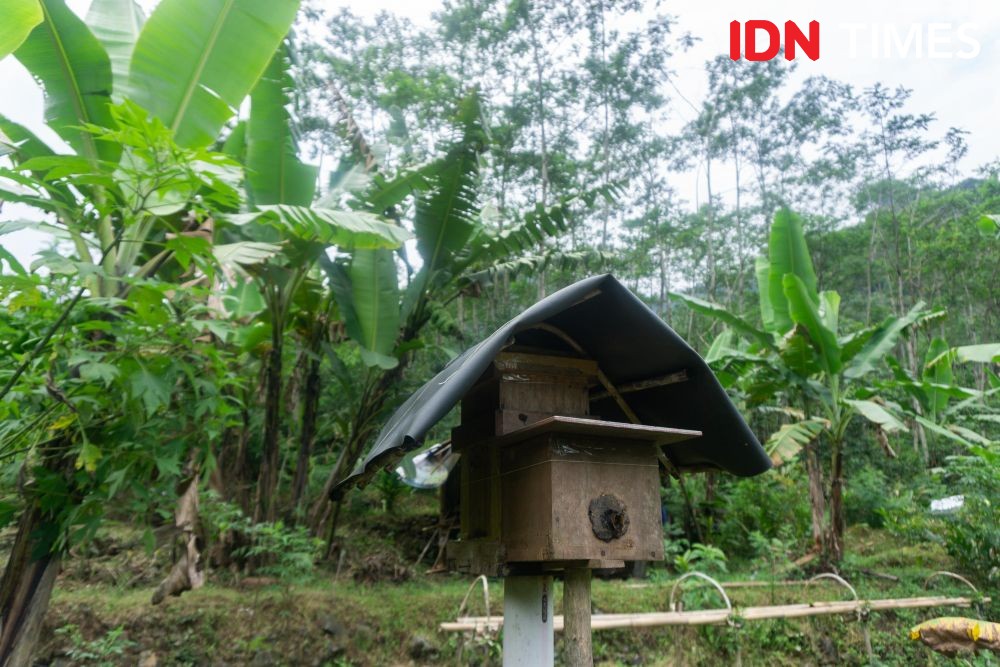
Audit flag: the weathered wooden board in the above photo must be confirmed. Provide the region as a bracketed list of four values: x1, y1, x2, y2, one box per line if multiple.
[500, 434, 664, 562]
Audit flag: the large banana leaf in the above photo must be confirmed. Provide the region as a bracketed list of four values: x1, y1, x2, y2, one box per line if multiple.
[839, 323, 880, 365]
[922, 337, 953, 418]
[669, 292, 776, 352]
[779, 329, 823, 378]
[14, 0, 117, 162]
[230, 205, 411, 249]
[339, 249, 400, 369]
[768, 209, 818, 333]
[766, 418, 828, 466]
[705, 329, 736, 364]
[819, 291, 839, 337]
[213, 241, 282, 270]
[0, 117, 51, 162]
[913, 414, 974, 448]
[221, 120, 246, 161]
[246, 48, 317, 206]
[414, 95, 482, 281]
[949, 344, 1000, 364]
[925, 343, 1000, 368]
[85, 0, 144, 101]
[366, 161, 439, 213]
[128, 0, 300, 147]
[783, 274, 841, 375]
[842, 302, 930, 379]
[846, 399, 907, 434]
[755, 255, 776, 332]
[0, 0, 42, 59]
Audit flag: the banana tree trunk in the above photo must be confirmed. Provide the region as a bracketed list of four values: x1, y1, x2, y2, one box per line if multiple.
[804, 442, 827, 555]
[291, 345, 322, 513]
[254, 331, 284, 524]
[0, 504, 61, 667]
[826, 441, 846, 565]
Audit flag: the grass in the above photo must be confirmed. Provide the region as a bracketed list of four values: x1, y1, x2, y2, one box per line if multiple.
[31, 503, 1000, 666]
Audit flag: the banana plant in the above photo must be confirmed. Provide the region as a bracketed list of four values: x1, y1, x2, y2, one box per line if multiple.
[308, 92, 612, 535]
[0, 0, 301, 300]
[879, 338, 999, 454]
[671, 209, 942, 563]
[0, 0, 410, 659]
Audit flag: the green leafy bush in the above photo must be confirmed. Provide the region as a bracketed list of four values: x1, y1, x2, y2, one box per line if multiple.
[201, 491, 321, 581]
[672, 543, 728, 575]
[372, 469, 408, 513]
[54, 624, 134, 667]
[715, 472, 811, 558]
[940, 445, 1000, 584]
[845, 467, 891, 527]
[877, 490, 943, 546]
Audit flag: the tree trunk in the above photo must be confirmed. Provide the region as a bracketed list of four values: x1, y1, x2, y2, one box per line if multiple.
[0, 504, 61, 667]
[804, 442, 827, 555]
[0, 438, 78, 665]
[825, 441, 846, 565]
[291, 342, 322, 514]
[254, 332, 283, 524]
[151, 465, 204, 605]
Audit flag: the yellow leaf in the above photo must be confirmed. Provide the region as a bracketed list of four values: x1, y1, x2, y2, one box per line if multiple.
[48, 413, 77, 431]
[75, 442, 101, 473]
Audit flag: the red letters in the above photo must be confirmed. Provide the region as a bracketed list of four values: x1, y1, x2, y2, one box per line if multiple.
[746, 20, 781, 61]
[730, 20, 820, 61]
[784, 20, 820, 61]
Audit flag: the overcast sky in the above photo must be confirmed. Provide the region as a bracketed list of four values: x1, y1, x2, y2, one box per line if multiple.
[2, 0, 998, 265]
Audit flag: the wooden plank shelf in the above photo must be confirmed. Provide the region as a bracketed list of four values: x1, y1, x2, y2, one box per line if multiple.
[484, 415, 702, 450]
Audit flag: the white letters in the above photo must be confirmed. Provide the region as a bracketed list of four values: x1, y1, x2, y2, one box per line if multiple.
[884, 24, 921, 59]
[838, 22, 981, 60]
[955, 23, 981, 59]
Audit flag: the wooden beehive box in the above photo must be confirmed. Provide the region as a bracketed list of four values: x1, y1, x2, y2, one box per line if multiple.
[447, 352, 700, 574]
[451, 352, 596, 544]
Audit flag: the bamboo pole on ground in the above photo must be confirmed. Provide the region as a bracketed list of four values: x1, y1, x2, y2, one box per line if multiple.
[441, 595, 989, 634]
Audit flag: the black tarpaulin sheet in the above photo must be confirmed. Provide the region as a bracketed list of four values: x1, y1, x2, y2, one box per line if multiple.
[335, 274, 771, 493]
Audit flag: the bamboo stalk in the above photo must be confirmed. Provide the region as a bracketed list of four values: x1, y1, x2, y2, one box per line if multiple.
[440, 596, 989, 633]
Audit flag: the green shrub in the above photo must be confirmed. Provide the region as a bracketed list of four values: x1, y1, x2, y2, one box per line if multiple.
[845, 467, 890, 527]
[372, 469, 408, 513]
[876, 489, 943, 546]
[714, 472, 811, 558]
[940, 445, 1000, 584]
[201, 491, 321, 581]
[54, 624, 134, 667]
[672, 543, 728, 575]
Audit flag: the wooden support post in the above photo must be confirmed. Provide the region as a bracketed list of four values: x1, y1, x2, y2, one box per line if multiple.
[563, 568, 593, 666]
[503, 575, 554, 666]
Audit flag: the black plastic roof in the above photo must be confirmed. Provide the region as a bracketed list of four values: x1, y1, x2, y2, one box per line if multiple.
[335, 274, 771, 493]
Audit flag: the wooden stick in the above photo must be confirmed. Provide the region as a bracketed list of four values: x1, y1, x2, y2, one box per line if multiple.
[563, 568, 593, 666]
[527, 323, 640, 424]
[441, 596, 990, 633]
[590, 371, 689, 401]
[859, 569, 900, 583]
